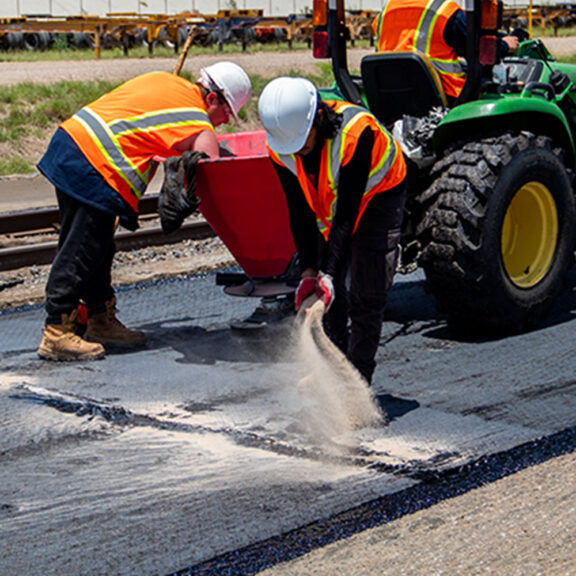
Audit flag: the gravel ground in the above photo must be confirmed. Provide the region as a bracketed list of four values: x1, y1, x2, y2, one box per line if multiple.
[0, 233, 237, 311]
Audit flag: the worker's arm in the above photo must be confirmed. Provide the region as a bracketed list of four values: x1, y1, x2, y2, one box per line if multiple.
[273, 163, 319, 273]
[321, 126, 374, 277]
[444, 9, 517, 59]
[173, 129, 220, 160]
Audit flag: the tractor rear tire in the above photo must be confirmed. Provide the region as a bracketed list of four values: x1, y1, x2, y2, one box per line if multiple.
[416, 131, 576, 334]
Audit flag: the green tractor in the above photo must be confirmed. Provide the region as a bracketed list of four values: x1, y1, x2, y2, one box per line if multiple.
[312, 0, 576, 333]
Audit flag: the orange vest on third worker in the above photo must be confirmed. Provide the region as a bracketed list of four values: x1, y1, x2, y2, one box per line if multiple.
[268, 100, 406, 241]
[61, 71, 214, 213]
[373, 0, 465, 98]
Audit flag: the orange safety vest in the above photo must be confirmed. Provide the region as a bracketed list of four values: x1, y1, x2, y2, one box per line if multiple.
[268, 100, 406, 241]
[373, 0, 465, 98]
[61, 72, 214, 213]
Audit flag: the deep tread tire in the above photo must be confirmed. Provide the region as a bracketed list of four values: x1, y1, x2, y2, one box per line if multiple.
[416, 131, 576, 333]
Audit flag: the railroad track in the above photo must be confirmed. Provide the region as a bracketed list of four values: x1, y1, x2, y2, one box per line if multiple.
[0, 194, 215, 272]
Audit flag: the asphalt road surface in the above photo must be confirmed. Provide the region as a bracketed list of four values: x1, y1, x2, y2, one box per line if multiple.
[1, 262, 575, 575]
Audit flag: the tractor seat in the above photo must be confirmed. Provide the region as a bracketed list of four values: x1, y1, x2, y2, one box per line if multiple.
[361, 51, 448, 128]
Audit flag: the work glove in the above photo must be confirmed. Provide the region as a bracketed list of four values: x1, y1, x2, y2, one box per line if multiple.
[295, 276, 317, 311]
[158, 150, 208, 234]
[316, 271, 335, 311]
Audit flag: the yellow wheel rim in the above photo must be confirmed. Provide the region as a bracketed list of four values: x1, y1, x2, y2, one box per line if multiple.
[501, 182, 558, 289]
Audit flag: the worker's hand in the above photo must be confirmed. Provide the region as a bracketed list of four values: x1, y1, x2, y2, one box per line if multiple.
[316, 272, 335, 312]
[295, 277, 317, 311]
[503, 35, 519, 56]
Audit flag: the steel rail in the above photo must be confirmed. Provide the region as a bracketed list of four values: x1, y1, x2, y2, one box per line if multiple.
[0, 194, 161, 235]
[0, 210, 214, 272]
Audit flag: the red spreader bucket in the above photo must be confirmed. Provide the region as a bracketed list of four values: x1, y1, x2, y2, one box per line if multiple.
[195, 130, 295, 279]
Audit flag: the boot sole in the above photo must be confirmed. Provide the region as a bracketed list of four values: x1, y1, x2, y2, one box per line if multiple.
[38, 347, 105, 361]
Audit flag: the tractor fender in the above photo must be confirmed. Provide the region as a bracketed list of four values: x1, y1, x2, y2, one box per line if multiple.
[433, 97, 576, 166]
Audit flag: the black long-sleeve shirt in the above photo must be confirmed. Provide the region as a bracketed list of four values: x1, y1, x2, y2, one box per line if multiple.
[444, 8, 512, 59]
[274, 126, 374, 278]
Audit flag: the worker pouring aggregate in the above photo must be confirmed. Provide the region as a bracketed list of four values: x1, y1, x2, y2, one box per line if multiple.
[36, 62, 251, 362]
[258, 77, 407, 385]
[372, 0, 519, 102]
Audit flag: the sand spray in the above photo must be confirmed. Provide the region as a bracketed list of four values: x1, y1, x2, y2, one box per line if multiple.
[292, 298, 386, 451]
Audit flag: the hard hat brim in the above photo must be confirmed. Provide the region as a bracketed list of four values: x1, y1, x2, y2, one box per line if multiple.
[265, 103, 317, 155]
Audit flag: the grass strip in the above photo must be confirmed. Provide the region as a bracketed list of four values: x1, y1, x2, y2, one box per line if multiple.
[0, 64, 334, 176]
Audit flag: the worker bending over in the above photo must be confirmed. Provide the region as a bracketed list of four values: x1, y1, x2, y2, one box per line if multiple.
[259, 77, 407, 385]
[37, 62, 251, 361]
[373, 0, 519, 101]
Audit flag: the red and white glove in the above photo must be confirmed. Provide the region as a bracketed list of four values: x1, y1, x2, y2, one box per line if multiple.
[316, 272, 335, 311]
[295, 276, 317, 311]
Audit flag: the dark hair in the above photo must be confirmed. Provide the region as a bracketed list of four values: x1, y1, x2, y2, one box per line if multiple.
[314, 99, 342, 141]
[196, 82, 225, 104]
[196, 83, 209, 99]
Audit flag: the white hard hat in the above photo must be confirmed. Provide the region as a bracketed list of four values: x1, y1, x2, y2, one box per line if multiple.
[258, 77, 318, 155]
[198, 62, 251, 120]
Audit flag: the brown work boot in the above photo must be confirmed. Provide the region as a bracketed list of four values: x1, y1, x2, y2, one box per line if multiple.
[84, 297, 146, 349]
[38, 310, 105, 361]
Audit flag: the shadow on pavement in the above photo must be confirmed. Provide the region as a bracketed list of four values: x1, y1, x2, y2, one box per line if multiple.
[376, 393, 420, 422]
[141, 316, 294, 365]
[390, 267, 576, 344]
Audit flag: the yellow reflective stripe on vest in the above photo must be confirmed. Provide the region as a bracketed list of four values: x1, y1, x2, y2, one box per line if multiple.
[325, 104, 364, 229]
[75, 107, 149, 198]
[375, 10, 385, 43]
[417, 0, 442, 53]
[428, 57, 465, 76]
[109, 108, 211, 136]
[317, 219, 329, 236]
[330, 103, 397, 194]
[327, 103, 399, 231]
[368, 134, 397, 191]
[328, 102, 361, 187]
[417, 0, 463, 75]
[324, 139, 339, 230]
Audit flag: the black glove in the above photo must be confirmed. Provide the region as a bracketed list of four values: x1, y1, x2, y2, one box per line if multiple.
[158, 150, 208, 234]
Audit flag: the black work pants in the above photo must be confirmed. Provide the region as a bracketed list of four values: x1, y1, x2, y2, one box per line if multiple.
[323, 182, 407, 384]
[45, 189, 116, 325]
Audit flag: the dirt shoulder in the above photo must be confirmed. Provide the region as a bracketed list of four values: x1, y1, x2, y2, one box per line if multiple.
[261, 451, 576, 576]
[0, 37, 575, 87]
[537, 35, 576, 57]
[0, 49, 371, 86]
